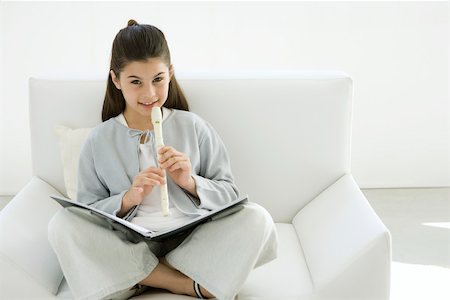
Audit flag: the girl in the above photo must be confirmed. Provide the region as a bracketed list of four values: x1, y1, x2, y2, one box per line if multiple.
[48, 20, 278, 300]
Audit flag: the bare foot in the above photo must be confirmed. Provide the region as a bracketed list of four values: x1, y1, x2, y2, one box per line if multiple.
[158, 257, 215, 298]
[193, 279, 215, 299]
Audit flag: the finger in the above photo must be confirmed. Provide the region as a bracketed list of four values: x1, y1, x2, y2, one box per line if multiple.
[142, 166, 164, 175]
[160, 156, 175, 169]
[158, 146, 173, 156]
[159, 147, 183, 163]
[140, 169, 165, 179]
[138, 176, 165, 186]
[160, 147, 184, 161]
[160, 155, 185, 169]
[169, 160, 190, 172]
[148, 172, 166, 184]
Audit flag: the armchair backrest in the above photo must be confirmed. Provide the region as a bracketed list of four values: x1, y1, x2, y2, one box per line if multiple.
[29, 71, 353, 222]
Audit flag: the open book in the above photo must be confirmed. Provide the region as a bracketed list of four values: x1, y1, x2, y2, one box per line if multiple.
[50, 194, 248, 241]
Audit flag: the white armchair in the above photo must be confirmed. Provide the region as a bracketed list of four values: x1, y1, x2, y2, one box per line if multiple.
[0, 71, 391, 299]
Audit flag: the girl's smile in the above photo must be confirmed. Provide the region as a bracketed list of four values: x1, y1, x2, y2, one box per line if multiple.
[138, 99, 160, 110]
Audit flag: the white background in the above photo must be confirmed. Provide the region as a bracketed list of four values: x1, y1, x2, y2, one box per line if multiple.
[0, 1, 448, 194]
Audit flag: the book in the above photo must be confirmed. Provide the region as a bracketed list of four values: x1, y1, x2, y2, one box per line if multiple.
[50, 194, 248, 241]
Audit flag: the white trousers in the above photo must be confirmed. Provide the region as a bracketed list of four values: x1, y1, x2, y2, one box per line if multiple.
[48, 202, 278, 300]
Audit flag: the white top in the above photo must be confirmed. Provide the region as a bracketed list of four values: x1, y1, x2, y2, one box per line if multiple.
[115, 109, 195, 231]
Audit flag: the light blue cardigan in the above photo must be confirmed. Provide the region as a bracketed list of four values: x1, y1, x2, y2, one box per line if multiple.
[76, 109, 240, 221]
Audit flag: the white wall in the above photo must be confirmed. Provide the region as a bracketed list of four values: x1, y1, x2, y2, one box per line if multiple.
[0, 2, 4, 193]
[0, 1, 448, 194]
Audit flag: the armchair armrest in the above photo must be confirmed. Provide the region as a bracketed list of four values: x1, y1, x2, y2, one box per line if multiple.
[0, 254, 57, 299]
[0, 176, 64, 297]
[292, 174, 391, 299]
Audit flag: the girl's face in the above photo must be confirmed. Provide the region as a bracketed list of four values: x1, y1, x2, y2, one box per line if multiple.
[111, 58, 173, 122]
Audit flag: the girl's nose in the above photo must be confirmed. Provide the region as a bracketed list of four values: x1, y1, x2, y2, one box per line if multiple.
[145, 83, 157, 97]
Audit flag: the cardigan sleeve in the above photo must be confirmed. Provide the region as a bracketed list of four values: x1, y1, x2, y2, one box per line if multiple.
[191, 120, 240, 210]
[76, 136, 135, 220]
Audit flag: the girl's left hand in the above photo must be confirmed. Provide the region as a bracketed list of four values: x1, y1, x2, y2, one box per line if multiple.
[158, 146, 193, 190]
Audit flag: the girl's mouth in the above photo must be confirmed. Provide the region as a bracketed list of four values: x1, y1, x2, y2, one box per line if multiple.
[138, 100, 159, 109]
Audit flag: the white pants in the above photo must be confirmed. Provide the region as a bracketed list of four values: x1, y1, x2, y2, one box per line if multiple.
[48, 202, 278, 300]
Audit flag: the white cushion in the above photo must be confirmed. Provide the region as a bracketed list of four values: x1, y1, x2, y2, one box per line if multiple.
[239, 223, 313, 299]
[0, 177, 64, 295]
[54, 125, 91, 200]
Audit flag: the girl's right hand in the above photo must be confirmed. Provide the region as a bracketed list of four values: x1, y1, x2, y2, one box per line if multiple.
[125, 167, 166, 206]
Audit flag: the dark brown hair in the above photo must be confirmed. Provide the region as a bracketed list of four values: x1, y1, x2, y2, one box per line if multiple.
[102, 19, 189, 122]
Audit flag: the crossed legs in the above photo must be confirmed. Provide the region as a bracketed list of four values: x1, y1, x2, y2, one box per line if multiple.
[48, 203, 276, 300]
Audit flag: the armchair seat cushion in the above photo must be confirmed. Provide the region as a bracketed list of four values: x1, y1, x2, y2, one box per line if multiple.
[54, 223, 314, 300]
[239, 223, 313, 299]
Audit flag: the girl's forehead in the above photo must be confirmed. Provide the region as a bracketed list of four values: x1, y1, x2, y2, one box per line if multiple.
[122, 58, 168, 77]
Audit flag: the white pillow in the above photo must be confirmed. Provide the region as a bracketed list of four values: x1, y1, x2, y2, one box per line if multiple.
[55, 125, 92, 200]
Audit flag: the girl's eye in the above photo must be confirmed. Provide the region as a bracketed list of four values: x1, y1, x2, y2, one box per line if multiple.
[131, 80, 141, 85]
[154, 77, 163, 83]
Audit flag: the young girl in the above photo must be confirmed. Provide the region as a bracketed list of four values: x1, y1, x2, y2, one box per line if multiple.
[48, 20, 278, 300]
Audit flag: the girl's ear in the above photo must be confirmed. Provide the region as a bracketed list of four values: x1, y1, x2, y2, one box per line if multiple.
[110, 70, 121, 90]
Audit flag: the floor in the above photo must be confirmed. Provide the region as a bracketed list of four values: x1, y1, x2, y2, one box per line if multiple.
[1, 187, 449, 300]
[362, 188, 450, 300]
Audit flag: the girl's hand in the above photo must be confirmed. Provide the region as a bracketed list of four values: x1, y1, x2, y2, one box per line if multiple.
[159, 146, 194, 191]
[126, 167, 166, 206]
